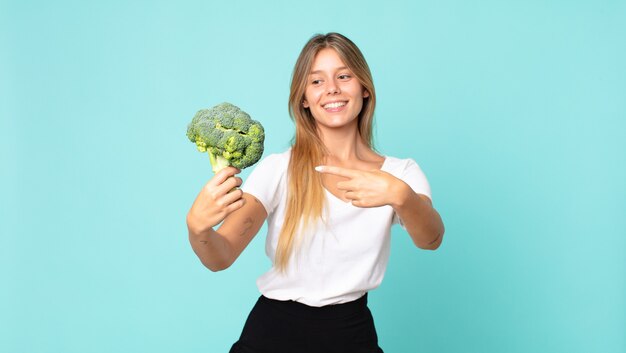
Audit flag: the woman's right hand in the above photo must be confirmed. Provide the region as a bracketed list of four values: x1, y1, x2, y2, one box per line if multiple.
[186, 167, 245, 236]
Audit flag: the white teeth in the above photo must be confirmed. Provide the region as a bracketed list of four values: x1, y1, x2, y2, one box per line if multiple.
[324, 101, 346, 109]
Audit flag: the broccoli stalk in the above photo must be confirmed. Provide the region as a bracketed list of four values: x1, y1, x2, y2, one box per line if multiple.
[187, 102, 265, 173]
[207, 150, 230, 174]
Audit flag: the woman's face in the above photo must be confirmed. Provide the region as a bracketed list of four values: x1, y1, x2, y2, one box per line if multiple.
[303, 48, 369, 131]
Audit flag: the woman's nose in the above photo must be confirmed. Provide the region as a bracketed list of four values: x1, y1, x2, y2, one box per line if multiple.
[327, 83, 340, 94]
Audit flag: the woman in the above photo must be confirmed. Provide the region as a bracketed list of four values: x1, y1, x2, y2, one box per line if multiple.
[186, 32, 445, 353]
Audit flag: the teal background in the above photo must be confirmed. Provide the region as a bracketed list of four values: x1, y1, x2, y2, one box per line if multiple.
[1, 0, 624, 352]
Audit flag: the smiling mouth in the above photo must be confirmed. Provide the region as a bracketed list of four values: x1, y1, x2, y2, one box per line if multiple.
[323, 101, 347, 109]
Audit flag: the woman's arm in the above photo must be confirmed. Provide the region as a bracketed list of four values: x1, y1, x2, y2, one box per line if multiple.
[389, 183, 444, 250]
[186, 167, 267, 271]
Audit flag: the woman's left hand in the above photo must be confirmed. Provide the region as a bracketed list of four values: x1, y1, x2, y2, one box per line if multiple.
[315, 165, 407, 208]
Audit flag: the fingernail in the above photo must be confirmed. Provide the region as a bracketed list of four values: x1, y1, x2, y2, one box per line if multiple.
[315, 166, 324, 172]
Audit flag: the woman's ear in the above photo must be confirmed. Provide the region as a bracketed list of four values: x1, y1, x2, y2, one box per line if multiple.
[302, 99, 309, 108]
[363, 90, 370, 98]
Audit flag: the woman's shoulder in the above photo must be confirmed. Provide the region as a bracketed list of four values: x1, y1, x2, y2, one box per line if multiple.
[242, 149, 292, 211]
[382, 154, 431, 196]
[261, 148, 291, 163]
[253, 148, 292, 172]
[382, 155, 422, 172]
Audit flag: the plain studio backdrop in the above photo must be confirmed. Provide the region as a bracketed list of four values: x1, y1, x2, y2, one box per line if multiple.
[1, 1, 624, 352]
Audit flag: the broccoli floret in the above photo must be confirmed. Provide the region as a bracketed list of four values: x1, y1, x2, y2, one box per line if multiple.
[187, 102, 265, 173]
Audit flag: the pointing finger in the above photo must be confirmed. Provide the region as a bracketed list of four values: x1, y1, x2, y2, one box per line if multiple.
[336, 180, 353, 191]
[314, 165, 359, 178]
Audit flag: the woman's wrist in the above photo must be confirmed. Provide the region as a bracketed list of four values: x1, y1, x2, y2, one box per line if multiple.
[389, 179, 411, 209]
[186, 212, 213, 239]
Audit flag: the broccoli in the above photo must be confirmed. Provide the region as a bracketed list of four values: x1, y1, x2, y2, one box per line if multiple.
[186, 102, 265, 173]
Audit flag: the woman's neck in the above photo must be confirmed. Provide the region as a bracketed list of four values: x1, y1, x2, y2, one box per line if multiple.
[317, 125, 372, 164]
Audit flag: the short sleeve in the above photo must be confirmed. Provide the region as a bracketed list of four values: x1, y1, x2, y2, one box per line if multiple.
[241, 152, 289, 215]
[402, 159, 431, 201]
[391, 158, 432, 226]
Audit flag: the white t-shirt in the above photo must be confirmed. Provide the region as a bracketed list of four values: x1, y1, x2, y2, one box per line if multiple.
[242, 149, 432, 307]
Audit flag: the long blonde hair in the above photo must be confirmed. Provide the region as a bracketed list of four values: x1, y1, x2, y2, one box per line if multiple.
[275, 32, 377, 270]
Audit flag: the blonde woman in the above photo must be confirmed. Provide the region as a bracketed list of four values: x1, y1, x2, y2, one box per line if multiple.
[187, 32, 445, 353]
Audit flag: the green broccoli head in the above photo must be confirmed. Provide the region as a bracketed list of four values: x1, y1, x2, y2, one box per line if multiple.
[187, 102, 265, 173]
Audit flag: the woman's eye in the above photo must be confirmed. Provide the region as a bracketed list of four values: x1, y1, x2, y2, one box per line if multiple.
[338, 74, 351, 80]
[311, 79, 322, 85]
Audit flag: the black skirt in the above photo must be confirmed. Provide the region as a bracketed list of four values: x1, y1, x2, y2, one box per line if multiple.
[229, 294, 384, 353]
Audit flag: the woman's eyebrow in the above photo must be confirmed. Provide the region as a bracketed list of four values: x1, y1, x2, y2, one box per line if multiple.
[309, 66, 349, 74]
